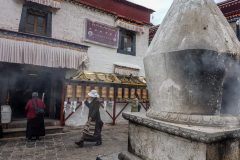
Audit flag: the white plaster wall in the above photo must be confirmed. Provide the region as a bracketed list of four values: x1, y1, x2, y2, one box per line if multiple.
[0, 1, 150, 76]
[0, 0, 150, 126]
[52, 1, 150, 76]
[0, 0, 23, 31]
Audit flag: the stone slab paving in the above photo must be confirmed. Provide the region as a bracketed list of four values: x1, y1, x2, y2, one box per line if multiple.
[0, 124, 128, 160]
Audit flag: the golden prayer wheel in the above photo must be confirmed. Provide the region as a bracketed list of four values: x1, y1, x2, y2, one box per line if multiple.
[85, 86, 91, 97]
[137, 89, 141, 98]
[130, 88, 135, 99]
[101, 87, 107, 98]
[109, 87, 114, 99]
[142, 89, 148, 99]
[124, 88, 129, 99]
[66, 85, 73, 98]
[117, 88, 123, 99]
[76, 85, 82, 98]
[94, 86, 99, 94]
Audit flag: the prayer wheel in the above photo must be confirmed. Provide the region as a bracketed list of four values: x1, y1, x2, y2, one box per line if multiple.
[130, 88, 135, 99]
[117, 88, 123, 99]
[76, 85, 82, 98]
[109, 87, 114, 99]
[85, 86, 91, 97]
[142, 89, 147, 100]
[94, 86, 100, 95]
[66, 85, 73, 98]
[137, 89, 141, 98]
[124, 88, 129, 99]
[101, 87, 107, 98]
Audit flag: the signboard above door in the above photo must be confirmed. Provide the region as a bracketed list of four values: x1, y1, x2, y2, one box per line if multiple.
[84, 19, 119, 48]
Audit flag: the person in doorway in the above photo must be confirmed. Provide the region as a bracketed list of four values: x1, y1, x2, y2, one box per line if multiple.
[25, 92, 46, 141]
[131, 93, 141, 112]
[75, 90, 103, 147]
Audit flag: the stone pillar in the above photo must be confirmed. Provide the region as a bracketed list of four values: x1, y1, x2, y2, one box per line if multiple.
[122, 113, 240, 160]
[119, 0, 240, 160]
[144, 0, 240, 126]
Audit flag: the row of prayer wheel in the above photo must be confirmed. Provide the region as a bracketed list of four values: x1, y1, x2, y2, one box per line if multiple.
[66, 84, 148, 100]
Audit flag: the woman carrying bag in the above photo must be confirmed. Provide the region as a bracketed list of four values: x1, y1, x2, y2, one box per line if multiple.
[25, 92, 45, 141]
[75, 90, 103, 147]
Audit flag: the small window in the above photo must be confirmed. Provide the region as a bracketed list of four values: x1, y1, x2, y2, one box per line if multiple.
[25, 11, 47, 35]
[19, 3, 52, 37]
[117, 28, 136, 56]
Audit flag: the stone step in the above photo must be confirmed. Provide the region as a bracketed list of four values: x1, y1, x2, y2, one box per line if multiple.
[4, 119, 60, 129]
[2, 126, 64, 138]
[97, 152, 142, 160]
[118, 152, 142, 160]
[97, 153, 119, 160]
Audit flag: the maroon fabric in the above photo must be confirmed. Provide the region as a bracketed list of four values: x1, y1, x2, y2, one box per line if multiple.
[86, 19, 119, 47]
[25, 98, 46, 119]
[75, 0, 153, 24]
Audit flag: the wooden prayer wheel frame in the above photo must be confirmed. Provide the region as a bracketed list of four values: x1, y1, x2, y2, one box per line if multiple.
[60, 78, 149, 126]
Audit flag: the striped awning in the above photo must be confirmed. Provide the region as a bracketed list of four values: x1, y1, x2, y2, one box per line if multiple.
[0, 37, 89, 70]
[115, 19, 144, 33]
[26, 0, 61, 9]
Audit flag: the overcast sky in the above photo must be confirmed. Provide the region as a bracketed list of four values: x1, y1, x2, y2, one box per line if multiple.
[128, 0, 227, 25]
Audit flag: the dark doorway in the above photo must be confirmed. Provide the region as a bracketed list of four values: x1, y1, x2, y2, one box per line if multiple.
[11, 72, 51, 119]
[0, 63, 64, 120]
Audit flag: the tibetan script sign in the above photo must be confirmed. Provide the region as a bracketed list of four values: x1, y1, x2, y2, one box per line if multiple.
[85, 19, 119, 48]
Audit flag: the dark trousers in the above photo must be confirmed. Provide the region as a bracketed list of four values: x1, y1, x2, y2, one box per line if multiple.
[26, 116, 45, 139]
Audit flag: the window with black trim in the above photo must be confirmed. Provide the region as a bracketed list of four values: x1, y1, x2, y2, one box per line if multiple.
[26, 10, 47, 35]
[19, 2, 52, 37]
[117, 28, 136, 56]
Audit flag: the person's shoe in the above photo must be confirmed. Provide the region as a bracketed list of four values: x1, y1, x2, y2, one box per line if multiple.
[27, 137, 35, 142]
[75, 141, 84, 147]
[36, 137, 41, 141]
[95, 141, 102, 146]
[27, 138, 36, 142]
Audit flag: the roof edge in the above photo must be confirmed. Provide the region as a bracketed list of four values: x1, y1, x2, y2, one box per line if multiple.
[119, 0, 155, 13]
[67, 0, 153, 25]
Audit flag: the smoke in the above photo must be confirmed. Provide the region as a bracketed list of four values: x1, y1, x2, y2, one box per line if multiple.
[200, 52, 240, 115]
[221, 54, 240, 115]
[0, 63, 64, 118]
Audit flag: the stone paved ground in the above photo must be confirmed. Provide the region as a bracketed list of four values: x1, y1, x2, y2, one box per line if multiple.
[0, 124, 128, 160]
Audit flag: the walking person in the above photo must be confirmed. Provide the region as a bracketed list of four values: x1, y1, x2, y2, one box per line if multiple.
[25, 92, 46, 141]
[75, 90, 103, 147]
[131, 93, 141, 112]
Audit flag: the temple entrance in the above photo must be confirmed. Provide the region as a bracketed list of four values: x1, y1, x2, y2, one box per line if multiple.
[0, 62, 65, 121]
[10, 72, 51, 119]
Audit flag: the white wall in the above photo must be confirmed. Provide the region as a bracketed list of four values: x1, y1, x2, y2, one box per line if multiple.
[0, 0, 150, 76]
[0, 0, 23, 31]
[0, 0, 150, 127]
[52, 1, 150, 76]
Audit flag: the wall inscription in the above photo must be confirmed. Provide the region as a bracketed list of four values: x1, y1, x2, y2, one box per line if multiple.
[85, 19, 119, 48]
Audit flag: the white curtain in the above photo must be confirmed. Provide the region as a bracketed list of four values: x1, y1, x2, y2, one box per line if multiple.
[0, 37, 89, 69]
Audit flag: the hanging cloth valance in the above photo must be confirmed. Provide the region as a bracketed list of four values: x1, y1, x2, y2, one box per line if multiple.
[0, 37, 89, 70]
[26, 0, 61, 9]
[115, 19, 144, 33]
